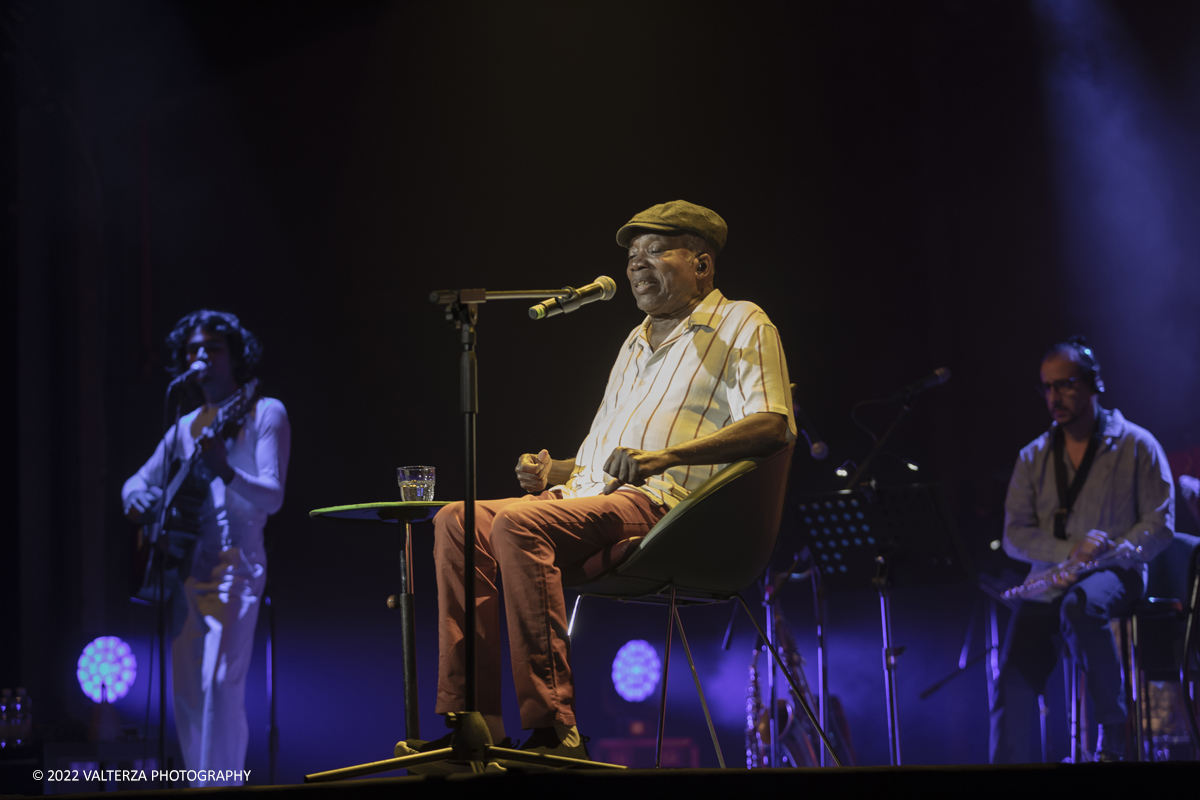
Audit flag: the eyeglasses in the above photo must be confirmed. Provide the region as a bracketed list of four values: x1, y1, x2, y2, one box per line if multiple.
[1037, 376, 1085, 396]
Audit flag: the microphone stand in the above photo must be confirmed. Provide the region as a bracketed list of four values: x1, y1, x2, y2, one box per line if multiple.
[149, 387, 185, 788]
[844, 393, 920, 767]
[305, 287, 632, 783]
[429, 287, 572, 715]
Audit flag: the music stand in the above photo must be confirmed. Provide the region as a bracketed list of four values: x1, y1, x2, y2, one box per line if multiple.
[795, 483, 974, 765]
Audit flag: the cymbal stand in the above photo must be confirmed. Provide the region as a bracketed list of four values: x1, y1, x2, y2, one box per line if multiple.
[847, 401, 908, 766]
[811, 557, 831, 766]
[873, 551, 902, 765]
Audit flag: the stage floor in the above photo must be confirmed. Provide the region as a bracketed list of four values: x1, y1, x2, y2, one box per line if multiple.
[29, 762, 1200, 800]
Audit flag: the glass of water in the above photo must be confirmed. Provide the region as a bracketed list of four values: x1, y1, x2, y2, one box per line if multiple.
[397, 466, 436, 502]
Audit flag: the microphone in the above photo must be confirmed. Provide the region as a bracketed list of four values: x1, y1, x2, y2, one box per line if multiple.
[891, 367, 951, 402]
[793, 402, 829, 460]
[168, 360, 209, 390]
[529, 276, 617, 320]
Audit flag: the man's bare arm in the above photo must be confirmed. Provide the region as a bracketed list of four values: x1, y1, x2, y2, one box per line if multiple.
[602, 412, 788, 494]
[515, 450, 577, 494]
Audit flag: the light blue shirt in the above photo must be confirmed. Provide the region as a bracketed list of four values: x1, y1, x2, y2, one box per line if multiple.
[1002, 407, 1174, 592]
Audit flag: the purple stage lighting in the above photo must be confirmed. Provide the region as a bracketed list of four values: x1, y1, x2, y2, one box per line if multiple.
[1035, 0, 1200, 446]
[77, 636, 137, 703]
[612, 639, 661, 702]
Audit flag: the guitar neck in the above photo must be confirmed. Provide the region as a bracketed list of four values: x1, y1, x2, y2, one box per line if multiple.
[160, 380, 259, 510]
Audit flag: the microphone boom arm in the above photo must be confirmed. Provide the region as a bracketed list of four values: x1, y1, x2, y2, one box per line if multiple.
[429, 288, 573, 304]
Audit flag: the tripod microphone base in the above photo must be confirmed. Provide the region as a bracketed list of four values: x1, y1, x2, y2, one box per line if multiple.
[304, 712, 625, 783]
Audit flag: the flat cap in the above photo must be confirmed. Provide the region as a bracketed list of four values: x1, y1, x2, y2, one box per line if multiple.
[616, 200, 727, 253]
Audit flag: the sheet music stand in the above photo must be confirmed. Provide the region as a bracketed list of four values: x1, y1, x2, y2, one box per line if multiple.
[794, 483, 974, 765]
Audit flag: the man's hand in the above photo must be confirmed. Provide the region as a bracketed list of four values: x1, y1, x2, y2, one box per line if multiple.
[602, 447, 677, 495]
[126, 486, 164, 523]
[1069, 529, 1113, 564]
[197, 430, 236, 484]
[1043, 530, 1115, 589]
[516, 449, 554, 494]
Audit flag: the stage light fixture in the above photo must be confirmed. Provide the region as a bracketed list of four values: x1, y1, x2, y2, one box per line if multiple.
[612, 639, 661, 702]
[77, 636, 137, 703]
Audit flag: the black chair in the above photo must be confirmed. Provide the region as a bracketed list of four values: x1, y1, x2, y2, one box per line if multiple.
[564, 444, 842, 768]
[1126, 532, 1200, 760]
[1182, 535, 1200, 757]
[1067, 532, 1200, 761]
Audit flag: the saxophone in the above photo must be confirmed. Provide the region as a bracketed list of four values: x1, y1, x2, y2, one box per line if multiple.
[1003, 543, 1143, 601]
[774, 613, 820, 766]
[745, 607, 822, 767]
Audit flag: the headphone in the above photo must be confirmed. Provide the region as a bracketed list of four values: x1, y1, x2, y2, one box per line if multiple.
[1052, 334, 1105, 394]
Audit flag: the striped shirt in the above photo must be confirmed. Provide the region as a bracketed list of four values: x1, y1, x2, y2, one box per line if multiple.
[560, 289, 797, 508]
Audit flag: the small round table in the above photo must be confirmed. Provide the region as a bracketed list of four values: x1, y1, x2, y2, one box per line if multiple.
[309, 501, 449, 740]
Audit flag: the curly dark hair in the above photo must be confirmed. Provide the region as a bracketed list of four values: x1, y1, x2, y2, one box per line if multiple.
[165, 310, 262, 385]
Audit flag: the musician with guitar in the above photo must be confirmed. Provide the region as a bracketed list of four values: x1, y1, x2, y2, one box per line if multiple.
[123, 310, 290, 786]
[991, 336, 1174, 763]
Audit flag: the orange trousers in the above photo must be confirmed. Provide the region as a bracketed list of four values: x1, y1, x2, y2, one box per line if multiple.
[432, 489, 665, 729]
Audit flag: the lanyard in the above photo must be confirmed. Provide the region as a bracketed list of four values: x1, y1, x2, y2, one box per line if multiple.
[1052, 409, 1106, 540]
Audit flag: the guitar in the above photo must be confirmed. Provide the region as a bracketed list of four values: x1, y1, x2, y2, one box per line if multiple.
[129, 379, 260, 603]
[1002, 541, 1144, 602]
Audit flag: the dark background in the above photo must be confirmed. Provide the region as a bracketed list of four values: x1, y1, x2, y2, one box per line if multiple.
[5, 0, 1199, 781]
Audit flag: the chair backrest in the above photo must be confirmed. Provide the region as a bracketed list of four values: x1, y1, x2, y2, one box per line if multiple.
[585, 443, 794, 600]
[1138, 532, 1200, 679]
[1146, 532, 1200, 601]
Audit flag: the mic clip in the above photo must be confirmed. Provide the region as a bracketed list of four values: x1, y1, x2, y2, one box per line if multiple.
[529, 287, 580, 320]
[555, 286, 584, 314]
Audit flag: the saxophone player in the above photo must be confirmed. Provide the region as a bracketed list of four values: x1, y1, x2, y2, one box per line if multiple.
[991, 336, 1174, 762]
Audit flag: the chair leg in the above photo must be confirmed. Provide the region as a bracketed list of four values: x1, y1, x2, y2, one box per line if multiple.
[655, 587, 675, 769]
[1127, 616, 1144, 761]
[1184, 570, 1200, 758]
[1062, 657, 1072, 762]
[567, 594, 583, 637]
[673, 607, 726, 768]
[1113, 623, 1132, 762]
[1135, 614, 1149, 761]
[1038, 694, 1048, 763]
[733, 594, 842, 767]
[1070, 657, 1082, 763]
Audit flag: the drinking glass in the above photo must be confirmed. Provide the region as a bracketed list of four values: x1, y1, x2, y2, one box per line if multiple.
[397, 466, 436, 502]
